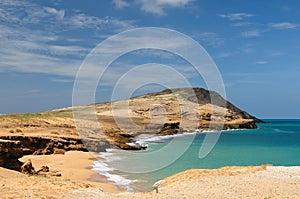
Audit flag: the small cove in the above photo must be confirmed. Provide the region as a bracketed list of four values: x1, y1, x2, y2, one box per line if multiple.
[93, 119, 300, 191]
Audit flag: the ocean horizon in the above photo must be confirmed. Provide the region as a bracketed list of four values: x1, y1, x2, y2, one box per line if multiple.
[93, 119, 300, 191]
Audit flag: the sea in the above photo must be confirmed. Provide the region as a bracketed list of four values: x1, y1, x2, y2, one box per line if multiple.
[93, 119, 300, 192]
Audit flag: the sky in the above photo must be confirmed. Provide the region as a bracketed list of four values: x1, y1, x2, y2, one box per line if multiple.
[0, 0, 300, 119]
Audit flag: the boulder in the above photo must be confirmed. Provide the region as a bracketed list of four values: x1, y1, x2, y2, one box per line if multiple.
[20, 159, 36, 174]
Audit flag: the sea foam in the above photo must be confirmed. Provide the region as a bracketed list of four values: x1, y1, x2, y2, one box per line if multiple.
[92, 150, 136, 191]
[93, 128, 247, 191]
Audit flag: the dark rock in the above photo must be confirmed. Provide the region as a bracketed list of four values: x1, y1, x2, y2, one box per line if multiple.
[223, 120, 257, 130]
[158, 122, 180, 135]
[0, 135, 113, 173]
[36, 166, 49, 173]
[0, 139, 23, 171]
[20, 159, 36, 174]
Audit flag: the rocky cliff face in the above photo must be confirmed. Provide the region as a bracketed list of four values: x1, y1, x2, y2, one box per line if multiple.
[0, 87, 262, 171]
[98, 87, 261, 133]
[0, 135, 112, 171]
[0, 139, 23, 170]
[145, 88, 262, 123]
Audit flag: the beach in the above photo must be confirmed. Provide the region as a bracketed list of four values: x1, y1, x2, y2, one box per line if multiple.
[0, 97, 299, 198]
[1, 0, 299, 197]
[1, 151, 300, 198]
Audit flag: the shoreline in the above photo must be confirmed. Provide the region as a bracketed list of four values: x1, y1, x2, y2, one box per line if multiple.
[127, 128, 250, 152]
[19, 151, 121, 193]
[0, 151, 299, 198]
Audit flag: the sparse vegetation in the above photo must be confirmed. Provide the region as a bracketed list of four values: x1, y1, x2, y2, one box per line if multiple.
[0, 111, 72, 120]
[168, 97, 176, 101]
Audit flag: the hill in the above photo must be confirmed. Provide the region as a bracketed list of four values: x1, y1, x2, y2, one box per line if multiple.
[0, 87, 262, 171]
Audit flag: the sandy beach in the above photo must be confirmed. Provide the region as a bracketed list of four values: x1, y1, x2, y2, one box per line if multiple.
[20, 151, 119, 193]
[0, 151, 299, 198]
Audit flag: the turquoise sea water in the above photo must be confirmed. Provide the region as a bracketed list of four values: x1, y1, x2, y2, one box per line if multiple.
[93, 119, 300, 191]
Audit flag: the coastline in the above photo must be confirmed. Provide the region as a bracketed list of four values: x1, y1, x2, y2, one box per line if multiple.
[19, 151, 120, 193]
[1, 117, 300, 197]
[92, 125, 300, 193]
[2, 155, 300, 198]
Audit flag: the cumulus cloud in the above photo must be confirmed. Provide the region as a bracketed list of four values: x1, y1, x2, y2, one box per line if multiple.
[219, 13, 254, 21]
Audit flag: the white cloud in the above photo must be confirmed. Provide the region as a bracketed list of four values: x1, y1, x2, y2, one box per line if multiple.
[65, 14, 134, 31]
[137, 0, 194, 15]
[231, 22, 253, 27]
[113, 0, 129, 9]
[255, 61, 268, 65]
[0, 0, 134, 31]
[241, 30, 261, 38]
[0, 0, 137, 78]
[219, 13, 254, 21]
[0, 47, 79, 76]
[67, 13, 103, 28]
[0, 27, 90, 76]
[156, 0, 192, 6]
[44, 7, 65, 21]
[0, 0, 65, 25]
[112, 0, 194, 16]
[269, 22, 298, 30]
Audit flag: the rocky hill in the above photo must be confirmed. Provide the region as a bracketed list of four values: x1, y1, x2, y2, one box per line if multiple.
[0, 87, 262, 171]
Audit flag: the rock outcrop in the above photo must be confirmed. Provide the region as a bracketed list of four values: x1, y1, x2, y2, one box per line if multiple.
[0, 135, 112, 171]
[0, 139, 23, 171]
[158, 122, 181, 135]
[0, 135, 112, 155]
[20, 159, 35, 174]
[104, 128, 147, 150]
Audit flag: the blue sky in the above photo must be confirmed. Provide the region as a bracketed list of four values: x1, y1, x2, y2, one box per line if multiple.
[0, 0, 299, 118]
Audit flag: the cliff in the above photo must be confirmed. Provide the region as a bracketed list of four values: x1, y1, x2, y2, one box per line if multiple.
[0, 87, 262, 171]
